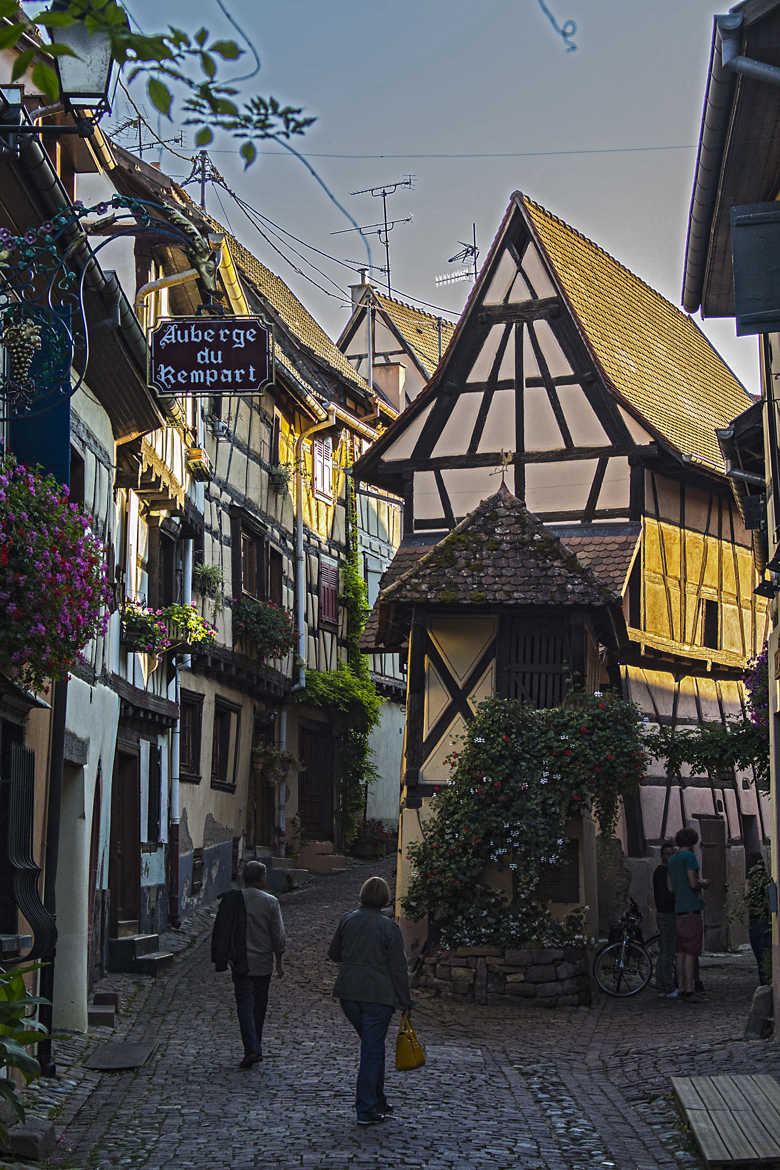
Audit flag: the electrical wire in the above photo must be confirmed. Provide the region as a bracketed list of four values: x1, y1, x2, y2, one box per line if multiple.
[230, 194, 350, 299]
[212, 0, 262, 84]
[116, 79, 196, 163]
[207, 143, 697, 161]
[213, 185, 235, 235]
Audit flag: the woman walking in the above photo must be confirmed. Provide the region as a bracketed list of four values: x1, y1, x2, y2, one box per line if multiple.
[328, 876, 413, 1126]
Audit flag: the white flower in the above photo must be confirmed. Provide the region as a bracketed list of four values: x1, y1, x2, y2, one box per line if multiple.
[474, 737, 485, 744]
[593, 691, 603, 698]
[540, 778, 548, 785]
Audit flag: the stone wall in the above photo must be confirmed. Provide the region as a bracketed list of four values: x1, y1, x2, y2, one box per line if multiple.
[414, 945, 590, 1008]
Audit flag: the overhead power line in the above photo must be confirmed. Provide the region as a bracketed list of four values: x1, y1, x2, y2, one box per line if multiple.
[207, 143, 697, 161]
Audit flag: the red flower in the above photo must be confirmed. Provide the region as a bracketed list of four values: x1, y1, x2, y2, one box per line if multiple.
[564, 749, 572, 756]
[580, 725, 588, 733]
[502, 735, 510, 742]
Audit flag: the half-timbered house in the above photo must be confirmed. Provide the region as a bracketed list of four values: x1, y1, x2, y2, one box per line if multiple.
[356, 191, 771, 950]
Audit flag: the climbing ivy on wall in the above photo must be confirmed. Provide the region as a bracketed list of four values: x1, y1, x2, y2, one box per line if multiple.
[296, 468, 380, 844]
[402, 691, 645, 949]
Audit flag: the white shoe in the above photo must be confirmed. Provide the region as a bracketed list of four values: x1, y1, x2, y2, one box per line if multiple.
[664, 989, 680, 999]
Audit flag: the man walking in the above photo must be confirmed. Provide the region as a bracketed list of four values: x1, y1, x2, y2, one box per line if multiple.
[211, 860, 286, 1068]
[668, 827, 709, 1002]
[653, 842, 677, 997]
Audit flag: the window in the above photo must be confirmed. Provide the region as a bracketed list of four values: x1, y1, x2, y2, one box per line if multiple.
[499, 617, 569, 708]
[147, 744, 162, 844]
[312, 437, 333, 501]
[211, 698, 241, 790]
[190, 847, 204, 895]
[70, 446, 85, 508]
[270, 411, 281, 466]
[241, 529, 262, 599]
[148, 528, 178, 609]
[180, 690, 204, 782]
[319, 557, 339, 626]
[702, 599, 719, 649]
[363, 553, 383, 609]
[268, 547, 283, 606]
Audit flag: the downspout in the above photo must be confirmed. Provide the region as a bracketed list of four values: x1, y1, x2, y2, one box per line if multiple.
[168, 538, 192, 927]
[134, 267, 200, 331]
[291, 408, 336, 694]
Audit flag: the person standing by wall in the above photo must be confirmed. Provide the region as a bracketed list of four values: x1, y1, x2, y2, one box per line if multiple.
[328, 876, 412, 1126]
[653, 842, 677, 998]
[668, 827, 709, 1002]
[211, 860, 286, 1067]
[746, 853, 771, 986]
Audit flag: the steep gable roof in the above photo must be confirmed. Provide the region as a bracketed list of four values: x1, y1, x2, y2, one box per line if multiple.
[381, 484, 618, 609]
[520, 194, 752, 471]
[372, 292, 457, 378]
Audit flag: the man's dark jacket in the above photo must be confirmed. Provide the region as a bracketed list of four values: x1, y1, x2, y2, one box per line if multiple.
[211, 889, 248, 974]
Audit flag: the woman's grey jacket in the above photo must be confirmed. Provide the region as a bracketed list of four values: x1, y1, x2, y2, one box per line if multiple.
[328, 907, 412, 1009]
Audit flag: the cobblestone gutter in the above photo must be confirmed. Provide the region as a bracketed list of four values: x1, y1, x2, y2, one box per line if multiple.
[415, 945, 590, 1006]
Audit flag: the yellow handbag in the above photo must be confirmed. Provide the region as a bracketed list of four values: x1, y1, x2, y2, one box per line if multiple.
[395, 1011, 425, 1071]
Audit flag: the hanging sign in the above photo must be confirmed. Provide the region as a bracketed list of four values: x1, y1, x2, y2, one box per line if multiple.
[148, 316, 272, 396]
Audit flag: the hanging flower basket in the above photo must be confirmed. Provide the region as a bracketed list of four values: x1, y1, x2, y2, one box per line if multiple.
[164, 602, 218, 649]
[0, 452, 110, 691]
[268, 463, 292, 493]
[232, 597, 295, 659]
[120, 603, 172, 656]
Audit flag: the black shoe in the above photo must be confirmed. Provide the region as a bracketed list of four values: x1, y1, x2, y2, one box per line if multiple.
[378, 1103, 393, 1114]
[357, 1114, 386, 1126]
[239, 1052, 261, 1069]
[694, 980, 705, 993]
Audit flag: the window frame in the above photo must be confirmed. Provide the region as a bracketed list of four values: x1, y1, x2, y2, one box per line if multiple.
[210, 697, 242, 792]
[312, 436, 334, 502]
[179, 689, 204, 783]
[319, 556, 339, 627]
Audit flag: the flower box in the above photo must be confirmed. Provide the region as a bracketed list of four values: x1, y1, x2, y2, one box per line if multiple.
[186, 447, 212, 482]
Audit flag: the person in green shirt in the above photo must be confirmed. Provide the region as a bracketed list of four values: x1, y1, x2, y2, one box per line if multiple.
[668, 827, 709, 1000]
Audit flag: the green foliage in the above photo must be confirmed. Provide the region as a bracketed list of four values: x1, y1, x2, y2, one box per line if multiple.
[643, 649, 769, 791]
[402, 691, 645, 949]
[164, 602, 218, 648]
[0, 963, 50, 1143]
[232, 596, 295, 660]
[192, 561, 223, 601]
[11, 0, 315, 161]
[296, 472, 381, 843]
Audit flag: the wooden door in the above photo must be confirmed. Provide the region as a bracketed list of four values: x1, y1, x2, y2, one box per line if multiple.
[499, 617, 571, 707]
[298, 725, 333, 840]
[699, 815, 727, 952]
[109, 751, 140, 932]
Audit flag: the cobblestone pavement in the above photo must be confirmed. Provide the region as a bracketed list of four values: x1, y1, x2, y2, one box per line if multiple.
[21, 859, 779, 1170]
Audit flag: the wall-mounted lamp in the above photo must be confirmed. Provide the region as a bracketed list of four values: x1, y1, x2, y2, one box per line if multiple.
[754, 577, 778, 599]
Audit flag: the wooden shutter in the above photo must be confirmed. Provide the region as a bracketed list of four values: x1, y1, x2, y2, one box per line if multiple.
[319, 558, 339, 625]
[147, 744, 162, 843]
[500, 618, 570, 708]
[313, 438, 333, 500]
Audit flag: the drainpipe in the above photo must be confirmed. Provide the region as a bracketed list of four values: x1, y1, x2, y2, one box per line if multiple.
[292, 408, 337, 693]
[168, 537, 192, 927]
[277, 708, 288, 852]
[133, 267, 199, 331]
[718, 13, 780, 88]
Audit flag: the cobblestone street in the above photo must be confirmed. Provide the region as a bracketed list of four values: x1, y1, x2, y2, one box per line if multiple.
[24, 859, 780, 1170]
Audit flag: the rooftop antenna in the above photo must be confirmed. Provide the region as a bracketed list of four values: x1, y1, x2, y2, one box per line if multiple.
[181, 151, 225, 211]
[347, 175, 415, 296]
[331, 216, 413, 298]
[111, 115, 184, 160]
[435, 223, 479, 287]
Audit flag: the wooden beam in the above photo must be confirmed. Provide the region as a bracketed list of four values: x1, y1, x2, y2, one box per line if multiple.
[478, 297, 559, 325]
[383, 444, 632, 475]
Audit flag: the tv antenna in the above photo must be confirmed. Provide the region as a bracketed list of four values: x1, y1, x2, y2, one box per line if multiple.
[347, 175, 415, 296]
[112, 116, 184, 161]
[435, 224, 479, 287]
[181, 150, 226, 210]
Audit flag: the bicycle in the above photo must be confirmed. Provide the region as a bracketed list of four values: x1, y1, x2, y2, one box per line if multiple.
[592, 897, 653, 997]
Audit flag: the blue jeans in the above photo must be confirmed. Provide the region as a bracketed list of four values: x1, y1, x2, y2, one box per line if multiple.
[232, 973, 271, 1057]
[340, 999, 394, 1121]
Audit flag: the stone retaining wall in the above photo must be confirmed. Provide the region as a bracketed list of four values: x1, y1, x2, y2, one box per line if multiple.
[414, 945, 590, 1008]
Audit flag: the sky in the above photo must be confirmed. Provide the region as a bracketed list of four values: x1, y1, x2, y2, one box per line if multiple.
[111, 0, 761, 395]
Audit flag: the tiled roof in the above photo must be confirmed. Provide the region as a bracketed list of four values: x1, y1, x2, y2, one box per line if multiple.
[200, 210, 372, 399]
[519, 194, 753, 471]
[381, 484, 618, 609]
[555, 526, 640, 596]
[360, 541, 435, 650]
[373, 293, 457, 378]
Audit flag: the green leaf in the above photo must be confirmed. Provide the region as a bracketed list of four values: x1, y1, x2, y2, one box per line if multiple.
[194, 126, 213, 146]
[209, 39, 241, 59]
[194, 26, 208, 46]
[240, 141, 257, 170]
[45, 43, 78, 56]
[0, 0, 20, 18]
[34, 10, 76, 27]
[31, 62, 60, 103]
[199, 51, 216, 79]
[11, 48, 34, 81]
[0, 22, 26, 52]
[147, 77, 173, 118]
[0, 1078, 24, 1120]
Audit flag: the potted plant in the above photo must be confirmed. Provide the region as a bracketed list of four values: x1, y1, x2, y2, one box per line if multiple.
[164, 602, 218, 649]
[232, 596, 295, 659]
[192, 562, 223, 601]
[0, 452, 110, 690]
[351, 818, 396, 860]
[120, 602, 172, 656]
[268, 463, 292, 493]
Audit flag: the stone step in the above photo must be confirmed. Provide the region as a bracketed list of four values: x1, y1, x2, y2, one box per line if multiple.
[304, 853, 347, 875]
[93, 990, 120, 1011]
[87, 1004, 116, 1028]
[108, 934, 163, 972]
[133, 951, 174, 977]
[269, 855, 295, 869]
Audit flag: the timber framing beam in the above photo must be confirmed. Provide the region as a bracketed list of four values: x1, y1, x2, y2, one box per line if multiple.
[477, 297, 560, 325]
[378, 444, 638, 475]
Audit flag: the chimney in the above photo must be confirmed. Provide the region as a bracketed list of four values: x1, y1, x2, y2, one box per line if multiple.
[349, 268, 372, 308]
[370, 362, 406, 413]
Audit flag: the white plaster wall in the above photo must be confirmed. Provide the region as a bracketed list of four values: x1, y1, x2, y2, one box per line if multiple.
[366, 699, 404, 826]
[53, 676, 119, 1032]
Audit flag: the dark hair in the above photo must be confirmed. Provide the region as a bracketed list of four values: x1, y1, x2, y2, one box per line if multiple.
[660, 841, 675, 856]
[360, 876, 391, 909]
[243, 860, 267, 887]
[747, 852, 765, 871]
[675, 827, 699, 848]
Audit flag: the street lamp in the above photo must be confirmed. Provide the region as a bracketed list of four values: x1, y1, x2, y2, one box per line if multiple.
[0, 10, 115, 153]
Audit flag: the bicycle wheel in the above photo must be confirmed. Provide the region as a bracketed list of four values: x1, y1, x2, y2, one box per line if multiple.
[593, 939, 652, 997]
[644, 933, 660, 972]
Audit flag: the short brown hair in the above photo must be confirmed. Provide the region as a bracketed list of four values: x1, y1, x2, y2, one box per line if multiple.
[360, 876, 391, 909]
[676, 827, 699, 849]
[243, 860, 267, 886]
